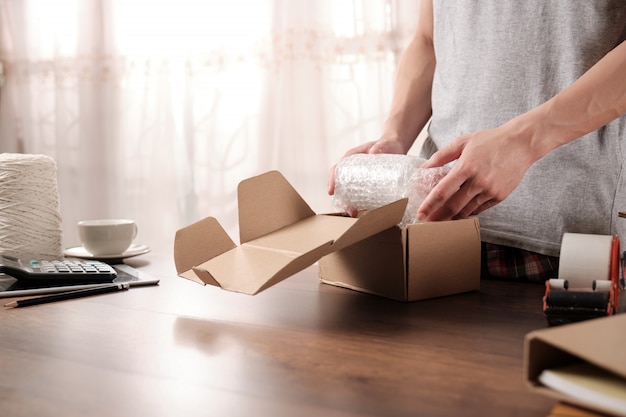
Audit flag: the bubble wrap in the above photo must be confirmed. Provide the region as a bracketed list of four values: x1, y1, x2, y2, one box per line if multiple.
[332, 154, 450, 226]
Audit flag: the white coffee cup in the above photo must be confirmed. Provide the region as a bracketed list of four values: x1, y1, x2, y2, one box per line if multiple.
[78, 219, 138, 256]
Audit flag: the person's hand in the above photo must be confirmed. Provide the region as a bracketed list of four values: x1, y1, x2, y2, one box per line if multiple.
[416, 126, 538, 221]
[328, 139, 407, 195]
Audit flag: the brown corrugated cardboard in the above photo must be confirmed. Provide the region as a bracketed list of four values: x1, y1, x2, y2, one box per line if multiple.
[174, 170, 407, 295]
[318, 218, 481, 301]
[525, 314, 626, 416]
[174, 169, 481, 300]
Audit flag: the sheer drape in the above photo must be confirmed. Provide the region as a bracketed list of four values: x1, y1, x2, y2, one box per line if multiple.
[0, 0, 418, 253]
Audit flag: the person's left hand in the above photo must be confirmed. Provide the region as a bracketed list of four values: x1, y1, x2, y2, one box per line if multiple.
[416, 126, 539, 221]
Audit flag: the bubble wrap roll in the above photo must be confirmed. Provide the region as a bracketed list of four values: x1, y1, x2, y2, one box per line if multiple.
[332, 154, 450, 226]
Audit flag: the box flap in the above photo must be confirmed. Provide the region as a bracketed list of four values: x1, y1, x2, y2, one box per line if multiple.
[238, 170, 316, 244]
[194, 240, 334, 294]
[174, 170, 408, 295]
[174, 216, 237, 285]
[194, 200, 406, 295]
[330, 198, 408, 252]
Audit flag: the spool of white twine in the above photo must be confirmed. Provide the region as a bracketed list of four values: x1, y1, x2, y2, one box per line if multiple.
[0, 153, 63, 259]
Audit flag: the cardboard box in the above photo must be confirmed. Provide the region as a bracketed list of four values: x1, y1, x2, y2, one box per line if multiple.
[174, 170, 481, 299]
[174, 170, 407, 295]
[525, 314, 626, 416]
[318, 216, 481, 301]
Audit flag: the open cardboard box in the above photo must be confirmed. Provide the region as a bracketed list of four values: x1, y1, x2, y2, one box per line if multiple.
[319, 217, 480, 301]
[174, 170, 481, 300]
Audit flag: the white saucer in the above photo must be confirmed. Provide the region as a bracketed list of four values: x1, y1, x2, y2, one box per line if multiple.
[64, 244, 151, 261]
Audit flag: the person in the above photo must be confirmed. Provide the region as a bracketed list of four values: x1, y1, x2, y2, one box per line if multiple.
[328, 0, 626, 281]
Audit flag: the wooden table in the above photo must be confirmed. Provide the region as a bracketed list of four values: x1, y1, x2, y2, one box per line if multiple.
[0, 254, 571, 416]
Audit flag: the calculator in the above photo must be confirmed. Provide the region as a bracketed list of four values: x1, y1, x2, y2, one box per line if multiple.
[0, 254, 117, 282]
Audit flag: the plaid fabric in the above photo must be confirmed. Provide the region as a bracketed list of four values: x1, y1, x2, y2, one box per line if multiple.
[481, 242, 559, 282]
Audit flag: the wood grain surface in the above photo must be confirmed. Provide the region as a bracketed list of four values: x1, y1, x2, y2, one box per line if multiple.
[0, 254, 587, 417]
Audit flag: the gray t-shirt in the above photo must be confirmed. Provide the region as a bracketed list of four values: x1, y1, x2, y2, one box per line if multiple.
[423, 1, 626, 257]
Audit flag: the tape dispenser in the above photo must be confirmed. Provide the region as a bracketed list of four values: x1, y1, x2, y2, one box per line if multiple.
[543, 233, 621, 326]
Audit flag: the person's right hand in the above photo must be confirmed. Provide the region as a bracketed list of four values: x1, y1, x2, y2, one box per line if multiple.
[327, 138, 407, 195]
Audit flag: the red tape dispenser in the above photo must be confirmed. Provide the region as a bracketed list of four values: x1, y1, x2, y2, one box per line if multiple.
[543, 233, 621, 326]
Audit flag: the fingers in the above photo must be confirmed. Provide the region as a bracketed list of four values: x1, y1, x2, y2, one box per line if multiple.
[417, 163, 499, 221]
[416, 167, 467, 220]
[329, 141, 378, 194]
[420, 138, 464, 168]
[418, 172, 502, 221]
[368, 142, 390, 154]
[470, 199, 498, 216]
[329, 139, 405, 195]
[346, 206, 359, 218]
[452, 195, 496, 220]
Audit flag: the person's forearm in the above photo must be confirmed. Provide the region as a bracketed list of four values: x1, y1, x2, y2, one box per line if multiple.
[379, 0, 435, 153]
[508, 40, 626, 161]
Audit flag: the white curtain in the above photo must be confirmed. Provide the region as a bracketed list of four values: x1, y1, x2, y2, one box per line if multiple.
[0, 0, 418, 254]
